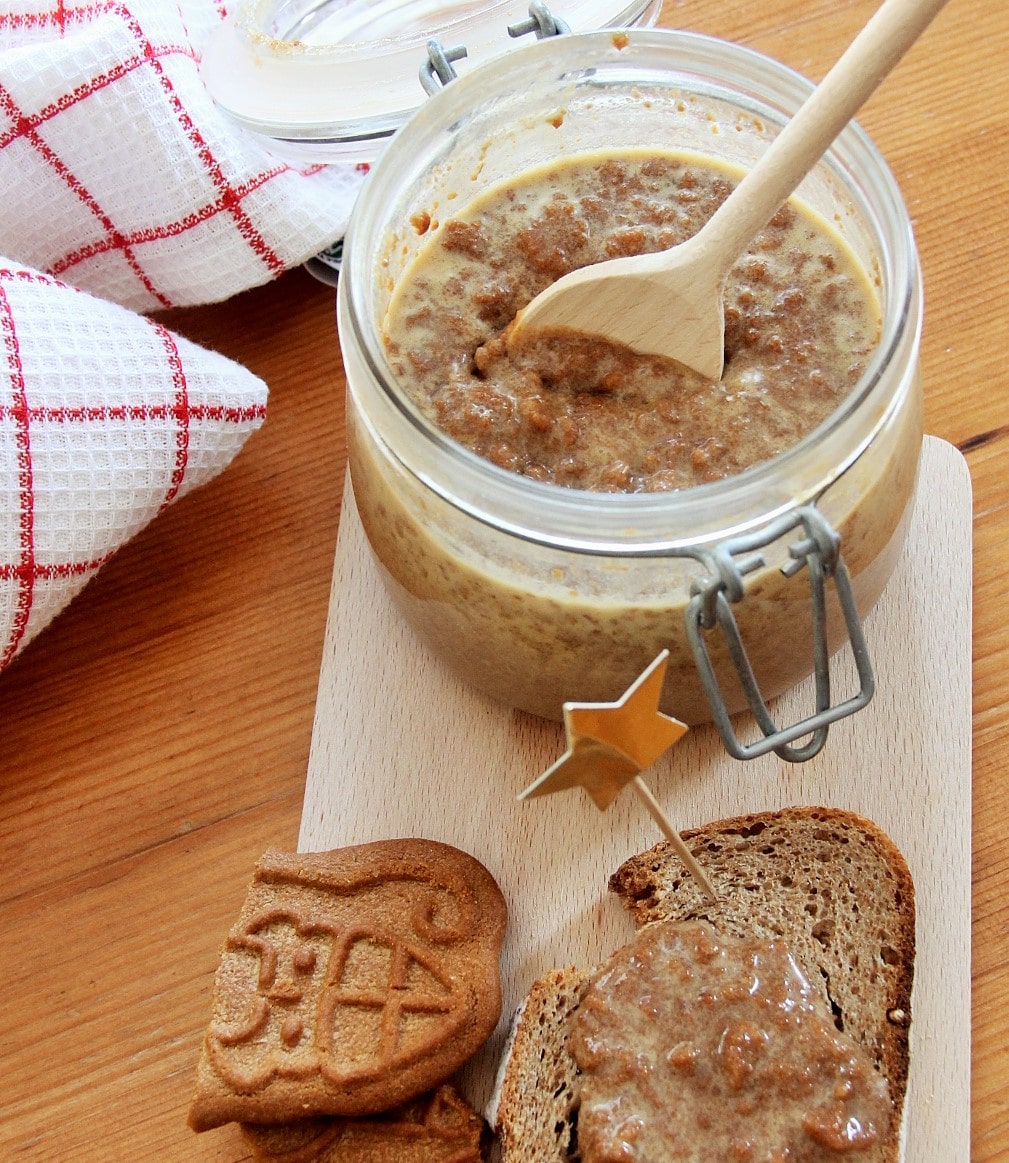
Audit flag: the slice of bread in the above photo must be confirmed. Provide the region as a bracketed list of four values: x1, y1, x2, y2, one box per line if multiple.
[494, 806, 915, 1162]
[491, 966, 592, 1161]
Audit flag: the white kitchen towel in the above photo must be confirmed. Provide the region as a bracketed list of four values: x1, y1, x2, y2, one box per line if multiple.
[0, 0, 365, 311]
[0, 259, 268, 674]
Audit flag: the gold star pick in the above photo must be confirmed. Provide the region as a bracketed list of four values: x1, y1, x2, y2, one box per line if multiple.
[521, 649, 686, 809]
[519, 650, 717, 903]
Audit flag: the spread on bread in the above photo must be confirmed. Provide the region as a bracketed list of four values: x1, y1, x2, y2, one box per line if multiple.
[494, 808, 914, 1163]
[188, 812, 912, 1162]
[570, 920, 892, 1160]
[188, 840, 507, 1134]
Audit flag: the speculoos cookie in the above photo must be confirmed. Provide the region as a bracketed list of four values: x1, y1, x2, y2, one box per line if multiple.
[188, 839, 507, 1132]
[241, 1083, 490, 1161]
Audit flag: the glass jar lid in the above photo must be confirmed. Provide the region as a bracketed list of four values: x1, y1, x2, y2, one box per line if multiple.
[200, 0, 660, 161]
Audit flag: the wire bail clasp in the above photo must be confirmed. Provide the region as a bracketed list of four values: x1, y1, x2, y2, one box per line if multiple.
[421, 1, 570, 93]
[420, 40, 469, 94]
[507, 0, 572, 40]
[685, 506, 874, 763]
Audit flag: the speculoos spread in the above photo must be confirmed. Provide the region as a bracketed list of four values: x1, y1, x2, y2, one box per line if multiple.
[383, 150, 880, 493]
[569, 920, 893, 1161]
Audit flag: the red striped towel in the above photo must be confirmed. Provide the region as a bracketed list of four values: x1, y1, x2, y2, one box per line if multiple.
[0, 0, 363, 310]
[0, 260, 269, 672]
[0, 1, 367, 672]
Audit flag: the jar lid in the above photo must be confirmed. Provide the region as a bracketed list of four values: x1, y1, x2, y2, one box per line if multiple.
[200, 0, 660, 162]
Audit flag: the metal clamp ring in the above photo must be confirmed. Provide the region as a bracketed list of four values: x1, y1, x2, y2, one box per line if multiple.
[508, 0, 572, 39]
[420, 40, 469, 94]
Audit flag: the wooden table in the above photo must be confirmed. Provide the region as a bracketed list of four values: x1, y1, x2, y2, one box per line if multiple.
[1, 1, 1005, 1158]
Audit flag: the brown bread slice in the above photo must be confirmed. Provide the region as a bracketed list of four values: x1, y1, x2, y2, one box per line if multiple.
[491, 966, 592, 1161]
[494, 806, 914, 1162]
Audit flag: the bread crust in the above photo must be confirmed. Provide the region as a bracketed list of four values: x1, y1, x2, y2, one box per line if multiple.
[493, 967, 591, 1161]
[495, 807, 914, 1162]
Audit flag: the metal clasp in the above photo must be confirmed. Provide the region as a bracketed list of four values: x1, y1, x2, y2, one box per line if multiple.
[420, 40, 469, 95]
[685, 507, 874, 763]
[421, 1, 571, 93]
[507, 0, 572, 40]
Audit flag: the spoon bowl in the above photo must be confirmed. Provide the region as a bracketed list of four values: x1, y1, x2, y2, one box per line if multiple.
[514, 0, 951, 379]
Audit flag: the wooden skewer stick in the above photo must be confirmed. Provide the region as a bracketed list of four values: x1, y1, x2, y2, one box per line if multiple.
[521, 651, 719, 903]
[631, 775, 718, 904]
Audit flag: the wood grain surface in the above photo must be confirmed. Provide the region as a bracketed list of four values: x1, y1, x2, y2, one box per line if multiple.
[304, 437, 972, 1158]
[1, 1, 1005, 1159]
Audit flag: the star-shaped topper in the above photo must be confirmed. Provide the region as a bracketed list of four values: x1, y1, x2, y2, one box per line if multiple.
[520, 650, 687, 810]
[519, 650, 717, 903]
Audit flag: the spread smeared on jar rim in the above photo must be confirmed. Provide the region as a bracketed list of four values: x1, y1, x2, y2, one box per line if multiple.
[568, 920, 893, 1161]
[382, 149, 880, 493]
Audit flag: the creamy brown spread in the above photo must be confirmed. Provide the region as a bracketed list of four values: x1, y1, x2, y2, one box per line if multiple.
[568, 921, 892, 1161]
[383, 151, 880, 493]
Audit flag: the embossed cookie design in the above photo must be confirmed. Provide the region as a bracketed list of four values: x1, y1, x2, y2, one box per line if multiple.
[188, 840, 507, 1132]
[241, 1083, 490, 1161]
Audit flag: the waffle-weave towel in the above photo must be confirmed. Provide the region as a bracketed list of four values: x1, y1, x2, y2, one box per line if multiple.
[0, 260, 268, 673]
[0, 0, 364, 311]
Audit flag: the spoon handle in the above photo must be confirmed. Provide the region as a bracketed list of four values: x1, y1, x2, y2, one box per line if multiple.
[697, 0, 951, 274]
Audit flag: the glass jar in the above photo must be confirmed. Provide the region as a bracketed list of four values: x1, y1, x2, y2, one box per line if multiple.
[338, 28, 923, 759]
[201, 0, 661, 162]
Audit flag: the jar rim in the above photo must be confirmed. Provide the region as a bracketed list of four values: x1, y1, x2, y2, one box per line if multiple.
[342, 27, 922, 554]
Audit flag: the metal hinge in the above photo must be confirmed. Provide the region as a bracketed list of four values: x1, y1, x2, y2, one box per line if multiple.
[685, 506, 874, 763]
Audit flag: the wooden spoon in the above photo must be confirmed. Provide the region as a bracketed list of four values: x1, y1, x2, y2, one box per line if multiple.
[514, 0, 951, 380]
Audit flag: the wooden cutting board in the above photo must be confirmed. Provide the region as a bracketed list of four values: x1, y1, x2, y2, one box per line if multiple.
[303, 434, 972, 1157]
